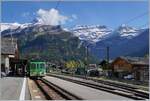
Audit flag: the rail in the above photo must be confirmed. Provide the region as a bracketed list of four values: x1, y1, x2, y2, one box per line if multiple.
[47, 73, 149, 100]
[34, 78, 83, 100]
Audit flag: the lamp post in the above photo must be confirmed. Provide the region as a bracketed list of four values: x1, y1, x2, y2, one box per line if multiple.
[106, 46, 109, 64]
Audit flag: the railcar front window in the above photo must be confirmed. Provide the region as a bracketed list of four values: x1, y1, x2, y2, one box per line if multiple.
[40, 63, 45, 68]
[31, 63, 36, 69]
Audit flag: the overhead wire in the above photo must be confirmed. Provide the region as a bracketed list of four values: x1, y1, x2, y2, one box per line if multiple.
[121, 11, 148, 26]
[136, 23, 149, 29]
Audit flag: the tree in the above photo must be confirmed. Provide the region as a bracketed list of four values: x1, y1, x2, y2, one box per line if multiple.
[78, 60, 85, 68]
[65, 60, 79, 70]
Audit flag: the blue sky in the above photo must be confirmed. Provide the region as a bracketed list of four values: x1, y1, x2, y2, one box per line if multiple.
[2, 1, 149, 29]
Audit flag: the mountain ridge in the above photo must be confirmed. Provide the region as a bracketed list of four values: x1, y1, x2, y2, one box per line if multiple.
[1, 22, 148, 60]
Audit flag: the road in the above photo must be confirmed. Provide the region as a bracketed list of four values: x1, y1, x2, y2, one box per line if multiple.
[44, 76, 132, 100]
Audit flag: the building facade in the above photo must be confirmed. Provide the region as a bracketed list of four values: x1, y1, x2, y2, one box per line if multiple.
[1, 38, 19, 75]
[111, 57, 149, 82]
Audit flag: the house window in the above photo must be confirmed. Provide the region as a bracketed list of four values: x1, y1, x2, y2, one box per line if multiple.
[143, 68, 149, 82]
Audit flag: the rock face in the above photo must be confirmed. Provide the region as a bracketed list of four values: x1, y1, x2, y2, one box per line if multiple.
[1, 23, 97, 62]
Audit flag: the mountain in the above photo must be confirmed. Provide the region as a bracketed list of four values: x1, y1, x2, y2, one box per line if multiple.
[1, 22, 148, 60]
[1, 23, 64, 37]
[1, 22, 32, 32]
[114, 24, 143, 39]
[71, 24, 144, 42]
[71, 24, 148, 59]
[71, 25, 112, 43]
[1, 23, 97, 63]
[90, 27, 149, 59]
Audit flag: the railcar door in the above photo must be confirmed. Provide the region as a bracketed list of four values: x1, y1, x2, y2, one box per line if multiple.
[30, 63, 37, 76]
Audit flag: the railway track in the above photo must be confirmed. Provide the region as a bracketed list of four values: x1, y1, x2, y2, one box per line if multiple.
[72, 75, 149, 98]
[47, 74, 149, 100]
[34, 78, 83, 100]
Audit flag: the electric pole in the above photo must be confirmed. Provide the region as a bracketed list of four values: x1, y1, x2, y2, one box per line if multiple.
[86, 46, 88, 64]
[85, 45, 89, 78]
[106, 46, 109, 63]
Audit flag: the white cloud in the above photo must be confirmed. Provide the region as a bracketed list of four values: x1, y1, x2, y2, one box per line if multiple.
[36, 8, 69, 25]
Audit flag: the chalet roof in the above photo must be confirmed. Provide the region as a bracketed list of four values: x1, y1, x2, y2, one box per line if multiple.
[120, 56, 149, 65]
[99, 59, 113, 65]
[1, 38, 18, 55]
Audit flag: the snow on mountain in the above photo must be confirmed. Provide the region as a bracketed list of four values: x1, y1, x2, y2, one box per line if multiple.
[0, 22, 33, 32]
[71, 25, 112, 43]
[92, 28, 149, 59]
[1, 23, 20, 32]
[116, 24, 141, 39]
[71, 24, 143, 43]
[1, 22, 143, 43]
[1, 22, 65, 38]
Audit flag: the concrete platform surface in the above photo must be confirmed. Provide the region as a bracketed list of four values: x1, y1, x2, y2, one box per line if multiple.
[0, 77, 30, 100]
[44, 76, 132, 100]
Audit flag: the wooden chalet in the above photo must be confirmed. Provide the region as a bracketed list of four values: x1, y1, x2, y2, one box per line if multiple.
[111, 56, 149, 82]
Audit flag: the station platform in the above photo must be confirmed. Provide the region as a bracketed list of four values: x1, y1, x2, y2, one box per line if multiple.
[0, 77, 31, 100]
[44, 76, 132, 100]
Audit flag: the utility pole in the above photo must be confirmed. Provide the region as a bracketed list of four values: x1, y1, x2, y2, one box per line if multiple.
[106, 46, 109, 76]
[84, 45, 89, 78]
[86, 46, 88, 65]
[106, 46, 109, 63]
[106, 46, 113, 77]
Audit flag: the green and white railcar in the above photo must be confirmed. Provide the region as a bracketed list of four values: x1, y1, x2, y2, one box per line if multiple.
[28, 60, 46, 77]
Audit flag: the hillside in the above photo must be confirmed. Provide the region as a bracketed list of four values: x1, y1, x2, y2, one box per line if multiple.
[2, 24, 97, 63]
[90, 28, 149, 59]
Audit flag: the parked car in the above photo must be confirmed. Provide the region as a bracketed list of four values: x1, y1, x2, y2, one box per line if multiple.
[61, 69, 70, 74]
[124, 74, 134, 80]
[87, 69, 100, 77]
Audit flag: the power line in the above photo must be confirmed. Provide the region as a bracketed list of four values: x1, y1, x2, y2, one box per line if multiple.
[123, 12, 148, 25]
[136, 23, 149, 29]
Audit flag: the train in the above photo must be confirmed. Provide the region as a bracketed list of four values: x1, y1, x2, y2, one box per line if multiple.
[27, 60, 46, 77]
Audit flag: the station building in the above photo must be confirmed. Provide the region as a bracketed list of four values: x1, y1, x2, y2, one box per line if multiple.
[1, 38, 19, 75]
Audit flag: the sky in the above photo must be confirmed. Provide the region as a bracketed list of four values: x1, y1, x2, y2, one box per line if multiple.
[1, 1, 149, 29]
